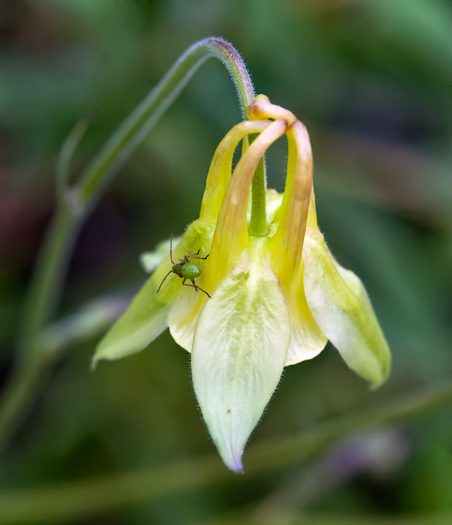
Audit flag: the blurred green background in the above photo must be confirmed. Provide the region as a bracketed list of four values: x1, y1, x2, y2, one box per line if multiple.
[1, 0, 452, 523]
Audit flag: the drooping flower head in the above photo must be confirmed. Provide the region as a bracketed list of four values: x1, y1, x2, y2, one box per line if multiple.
[94, 96, 391, 472]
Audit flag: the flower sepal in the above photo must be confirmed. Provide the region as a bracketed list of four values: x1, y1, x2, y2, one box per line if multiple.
[92, 218, 215, 366]
[303, 226, 391, 388]
[192, 238, 290, 472]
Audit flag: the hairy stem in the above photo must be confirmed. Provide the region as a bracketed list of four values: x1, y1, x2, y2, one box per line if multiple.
[76, 37, 256, 209]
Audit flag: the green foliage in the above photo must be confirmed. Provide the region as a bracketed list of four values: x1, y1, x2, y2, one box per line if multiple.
[0, 0, 451, 522]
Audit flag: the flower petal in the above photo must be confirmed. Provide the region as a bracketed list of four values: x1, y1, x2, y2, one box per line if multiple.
[203, 120, 287, 294]
[199, 120, 271, 223]
[285, 263, 328, 365]
[166, 221, 216, 351]
[192, 243, 290, 472]
[168, 285, 201, 351]
[269, 121, 312, 288]
[303, 229, 391, 387]
[92, 276, 170, 366]
[263, 125, 326, 365]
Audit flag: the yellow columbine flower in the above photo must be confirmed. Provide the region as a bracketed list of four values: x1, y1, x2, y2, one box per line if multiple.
[94, 96, 391, 473]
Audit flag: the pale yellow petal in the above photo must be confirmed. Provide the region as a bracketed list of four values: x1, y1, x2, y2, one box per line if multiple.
[303, 229, 391, 387]
[203, 120, 287, 294]
[200, 120, 271, 222]
[93, 219, 214, 364]
[192, 242, 290, 472]
[285, 262, 328, 365]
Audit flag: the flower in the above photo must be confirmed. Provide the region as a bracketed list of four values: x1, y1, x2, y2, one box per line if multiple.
[93, 96, 391, 473]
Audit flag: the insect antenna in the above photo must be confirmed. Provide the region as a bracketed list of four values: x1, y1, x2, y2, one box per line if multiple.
[169, 234, 175, 264]
[157, 270, 173, 293]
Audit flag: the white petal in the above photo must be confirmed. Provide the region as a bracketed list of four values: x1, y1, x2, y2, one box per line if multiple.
[94, 220, 214, 365]
[303, 229, 391, 387]
[285, 276, 328, 365]
[192, 252, 290, 472]
[168, 288, 202, 351]
[280, 259, 327, 366]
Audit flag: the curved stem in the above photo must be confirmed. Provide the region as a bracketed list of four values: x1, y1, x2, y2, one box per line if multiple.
[73, 36, 267, 233]
[0, 38, 258, 448]
[56, 117, 91, 202]
[0, 358, 48, 449]
[19, 205, 81, 357]
[0, 206, 80, 448]
[0, 383, 450, 522]
[77, 37, 256, 211]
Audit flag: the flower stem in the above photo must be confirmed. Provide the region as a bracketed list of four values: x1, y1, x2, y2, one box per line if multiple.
[76, 37, 256, 209]
[0, 382, 450, 522]
[248, 151, 268, 236]
[0, 38, 259, 448]
[0, 205, 80, 448]
[19, 205, 82, 357]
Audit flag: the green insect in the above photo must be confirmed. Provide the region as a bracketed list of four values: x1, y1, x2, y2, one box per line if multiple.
[156, 235, 211, 298]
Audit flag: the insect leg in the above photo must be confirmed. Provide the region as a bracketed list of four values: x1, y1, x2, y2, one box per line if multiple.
[187, 253, 209, 261]
[169, 234, 175, 264]
[181, 279, 211, 298]
[186, 249, 201, 257]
